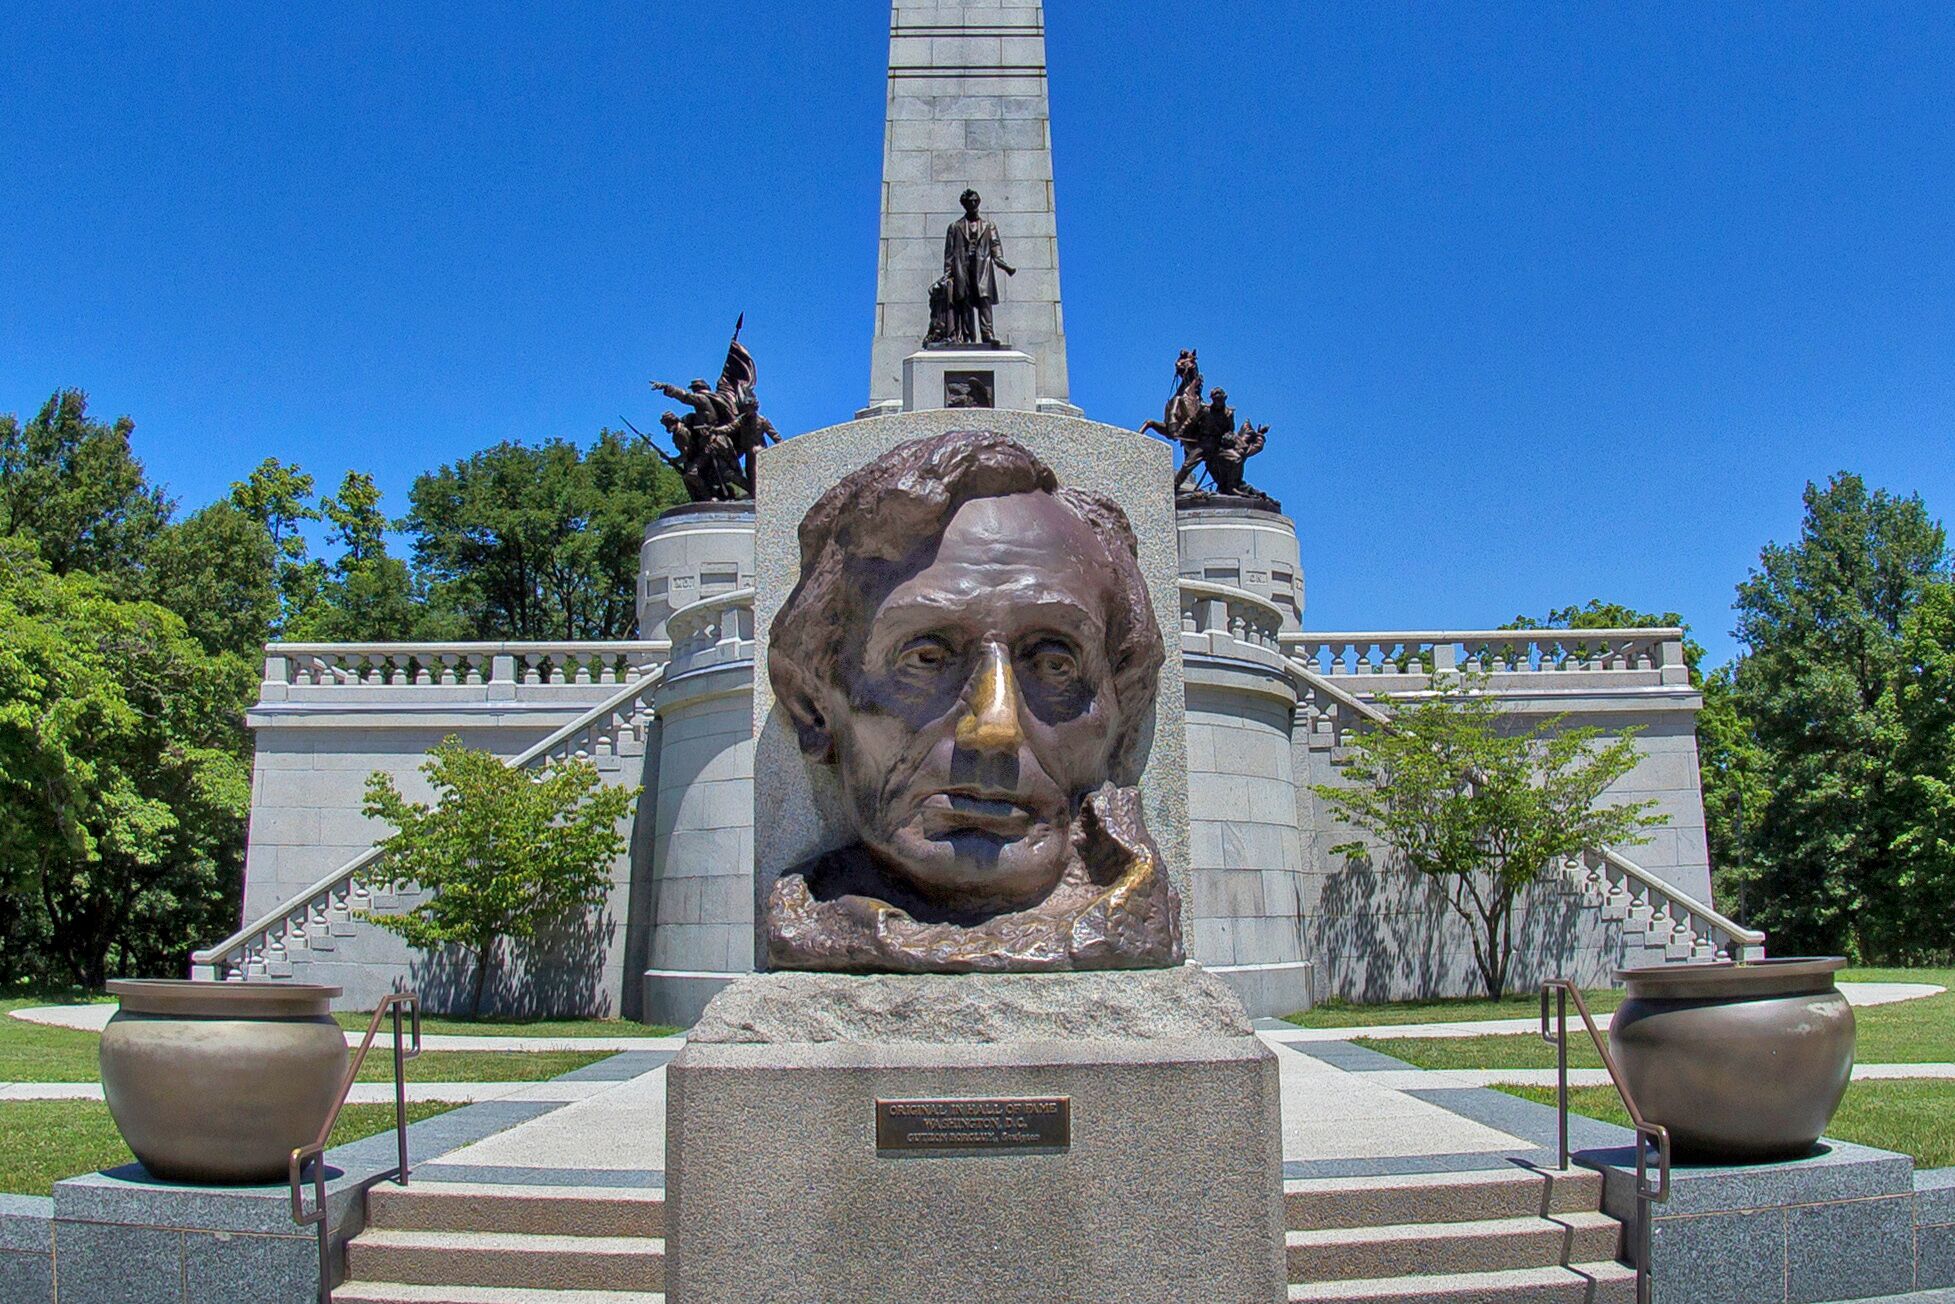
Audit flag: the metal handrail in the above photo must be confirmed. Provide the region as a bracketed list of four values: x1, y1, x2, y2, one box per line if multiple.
[291, 992, 422, 1304]
[1540, 979, 1670, 1304]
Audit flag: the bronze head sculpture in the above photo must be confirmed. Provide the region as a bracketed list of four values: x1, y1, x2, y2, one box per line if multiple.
[766, 431, 1183, 972]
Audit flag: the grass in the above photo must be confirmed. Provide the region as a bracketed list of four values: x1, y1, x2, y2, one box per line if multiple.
[1499, 1081, 1955, 1169]
[1284, 987, 1624, 1030]
[1352, 966, 1955, 1071]
[333, 1012, 681, 1038]
[0, 1100, 457, 1197]
[0, 999, 611, 1084]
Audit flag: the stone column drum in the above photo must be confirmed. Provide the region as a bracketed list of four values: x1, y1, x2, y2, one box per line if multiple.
[1177, 504, 1304, 632]
[637, 500, 755, 642]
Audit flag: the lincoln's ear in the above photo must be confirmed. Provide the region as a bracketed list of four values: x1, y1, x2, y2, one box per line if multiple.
[777, 676, 834, 762]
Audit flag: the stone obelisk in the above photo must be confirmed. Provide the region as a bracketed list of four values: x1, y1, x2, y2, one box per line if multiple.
[862, 0, 1078, 418]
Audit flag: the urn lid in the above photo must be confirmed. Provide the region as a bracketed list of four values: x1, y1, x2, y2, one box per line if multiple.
[107, 978, 342, 1019]
[1615, 956, 1845, 1001]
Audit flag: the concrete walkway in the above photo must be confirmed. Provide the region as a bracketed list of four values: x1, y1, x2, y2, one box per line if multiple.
[1263, 980, 1944, 1043]
[0, 1080, 625, 1104]
[336, 1033, 1536, 1175]
[6, 1003, 686, 1052]
[15, 980, 1939, 1048]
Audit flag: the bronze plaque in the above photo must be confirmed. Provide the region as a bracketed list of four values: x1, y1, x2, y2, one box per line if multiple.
[875, 1096, 1071, 1152]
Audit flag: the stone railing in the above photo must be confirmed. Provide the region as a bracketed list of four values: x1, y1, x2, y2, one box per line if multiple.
[1567, 846, 1766, 963]
[665, 587, 757, 680]
[262, 641, 668, 695]
[1283, 628, 1689, 686]
[192, 663, 668, 982]
[1286, 656, 1765, 964]
[1178, 579, 1288, 672]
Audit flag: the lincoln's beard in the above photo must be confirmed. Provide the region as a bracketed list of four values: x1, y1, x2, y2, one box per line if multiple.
[837, 753, 1074, 917]
[765, 783, 1183, 974]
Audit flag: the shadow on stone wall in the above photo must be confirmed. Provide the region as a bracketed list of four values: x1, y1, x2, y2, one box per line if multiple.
[402, 909, 617, 1018]
[1311, 851, 1624, 1002]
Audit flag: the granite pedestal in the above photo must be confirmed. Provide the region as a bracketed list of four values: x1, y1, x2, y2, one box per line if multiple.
[1585, 1137, 1939, 1303]
[665, 965, 1285, 1304]
[902, 347, 1038, 413]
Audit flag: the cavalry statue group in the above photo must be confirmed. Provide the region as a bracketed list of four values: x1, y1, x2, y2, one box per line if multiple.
[1139, 349, 1280, 510]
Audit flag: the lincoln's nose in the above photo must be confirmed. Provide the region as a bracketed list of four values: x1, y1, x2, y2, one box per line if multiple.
[954, 642, 1024, 754]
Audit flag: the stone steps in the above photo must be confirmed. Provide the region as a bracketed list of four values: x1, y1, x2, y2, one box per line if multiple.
[1284, 1167, 1630, 1302]
[1289, 1212, 1622, 1281]
[365, 1182, 665, 1239]
[1288, 1261, 1636, 1302]
[342, 1184, 668, 1298]
[346, 1230, 665, 1293]
[337, 1288, 664, 1304]
[1286, 1167, 1603, 1230]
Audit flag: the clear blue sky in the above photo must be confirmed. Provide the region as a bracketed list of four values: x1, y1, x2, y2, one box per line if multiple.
[5, 3, 1951, 667]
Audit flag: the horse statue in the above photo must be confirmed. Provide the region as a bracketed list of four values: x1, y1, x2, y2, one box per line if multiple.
[1140, 349, 1204, 447]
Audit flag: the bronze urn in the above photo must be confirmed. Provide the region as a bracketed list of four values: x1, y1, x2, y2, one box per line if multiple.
[99, 980, 348, 1185]
[1610, 958, 1854, 1163]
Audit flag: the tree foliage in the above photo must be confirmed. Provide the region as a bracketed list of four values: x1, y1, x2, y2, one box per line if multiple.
[285, 471, 457, 643]
[1732, 472, 1951, 958]
[1506, 599, 1704, 684]
[1314, 676, 1665, 997]
[0, 541, 251, 988]
[404, 432, 684, 641]
[0, 390, 170, 579]
[1883, 580, 1955, 958]
[357, 739, 639, 1013]
[143, 501, 280, 660]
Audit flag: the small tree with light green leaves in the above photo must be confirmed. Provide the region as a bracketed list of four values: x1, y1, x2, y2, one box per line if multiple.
[357, 738, 639, 1014]
[1314, 674, 1667, 998]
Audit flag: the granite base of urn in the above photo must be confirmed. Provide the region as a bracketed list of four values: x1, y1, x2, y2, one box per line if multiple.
[664, 964, 1285, 1304]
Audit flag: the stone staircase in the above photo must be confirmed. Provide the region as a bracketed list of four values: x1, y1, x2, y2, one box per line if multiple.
[336, 1182, 666, 1304]
[332, 1168, 1628, 1303]
[1286, 1166, 1635, 1302]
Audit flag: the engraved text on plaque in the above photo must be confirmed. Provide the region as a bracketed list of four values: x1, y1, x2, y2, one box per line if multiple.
[875, 1096, 1071, 1152]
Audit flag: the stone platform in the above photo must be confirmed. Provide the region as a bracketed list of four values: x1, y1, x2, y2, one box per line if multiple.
[665, 965, 1285, 1304]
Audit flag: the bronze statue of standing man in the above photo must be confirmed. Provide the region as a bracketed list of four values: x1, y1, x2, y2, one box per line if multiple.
[936, 189, 1016, 348]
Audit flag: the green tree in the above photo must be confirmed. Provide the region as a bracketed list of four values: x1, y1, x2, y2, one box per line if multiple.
[1733, 472, 1950, 957]
[404, 432, 684, 640]
[357, 739, 639, 1014]
[1314, 676, 1665, 997]
[1505, 599, 1704, 683]
[1878, 580, 1955, 960]
[143, 501, 279, 660]
[285, 471, 444, 643]
[0, 390, 171, 579]
[0, 541, 252, 988]
[229, 457, 324, 633]
[1695, 665, 1769, 920]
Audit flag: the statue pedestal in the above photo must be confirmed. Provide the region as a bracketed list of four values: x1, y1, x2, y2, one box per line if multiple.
[902, 347, 1039, 414]
[664, 966, 1284, 1304]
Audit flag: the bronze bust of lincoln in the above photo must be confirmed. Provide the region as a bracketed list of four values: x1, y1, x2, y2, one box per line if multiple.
[766, 431, 1183, 972]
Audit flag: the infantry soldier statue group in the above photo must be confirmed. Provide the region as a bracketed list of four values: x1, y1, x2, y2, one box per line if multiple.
[636, 316, 781, 502]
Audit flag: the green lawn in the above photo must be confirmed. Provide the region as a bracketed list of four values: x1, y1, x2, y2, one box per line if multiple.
[1353, 967, 1955, 1071]
[1500, 1080, 1955, 1169]
[0, 1100, 458, 1197]
[0, 999, 609, 1083]
[1285, 987, 1623, 1030]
